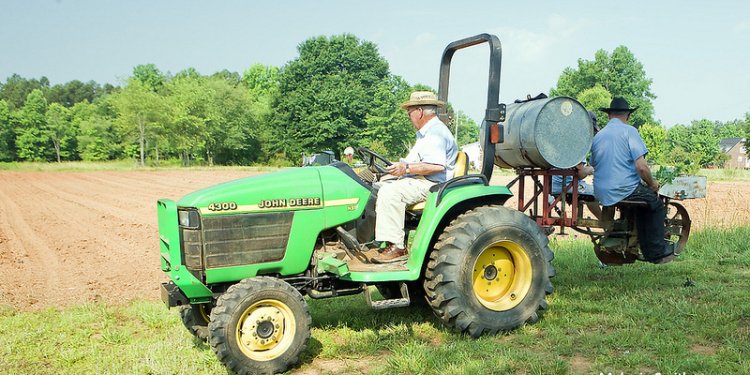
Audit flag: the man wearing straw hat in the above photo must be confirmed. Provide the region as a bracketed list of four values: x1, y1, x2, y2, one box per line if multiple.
[372, 91, 458, 263]
[591, 97, 674, 264]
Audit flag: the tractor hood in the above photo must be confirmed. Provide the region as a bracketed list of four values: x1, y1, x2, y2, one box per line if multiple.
[178, 168, 323, 214]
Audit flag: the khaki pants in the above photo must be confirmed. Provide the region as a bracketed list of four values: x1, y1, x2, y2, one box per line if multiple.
[374, 177, 436, 246]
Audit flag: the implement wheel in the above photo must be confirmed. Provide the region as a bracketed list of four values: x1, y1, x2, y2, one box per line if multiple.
[665, 201, 691, 255]
[424, 205, 555, 337]
[179, 303, 212, 341]
[209, 277, 311, 375]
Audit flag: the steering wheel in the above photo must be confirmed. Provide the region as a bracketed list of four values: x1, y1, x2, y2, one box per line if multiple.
[355, 147, 392, 175]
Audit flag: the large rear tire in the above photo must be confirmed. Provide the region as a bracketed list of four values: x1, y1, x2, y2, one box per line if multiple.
[209, 277, 311, 375]
[424, 205, 554, 337]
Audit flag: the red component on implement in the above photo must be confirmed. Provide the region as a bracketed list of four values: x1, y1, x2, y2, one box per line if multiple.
[490, 123, 500, 144]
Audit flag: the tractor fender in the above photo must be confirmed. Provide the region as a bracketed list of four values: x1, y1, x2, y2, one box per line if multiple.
[407, 183, 513, 276]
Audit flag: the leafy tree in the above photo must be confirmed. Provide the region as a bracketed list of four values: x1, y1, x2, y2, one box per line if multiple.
[716, 120, 745, 139]
[77, 116, 120, 161]
[111, 80, 168, 166]
[243, 64, 281, 159]
[688, 119, 722, 167]
[575, 84, 612, 129]
[205, 77, 260, 165]
[451, 110, 480, 147]
[132, 64, 165, 92]
[174, 67, 201, 80]
[269, 34, 392, 160]
[360, 76, 413, 158]
[212, 69, 242, 87]
[46, 80, 106, 107]
[243, 64, 280, 96]
[16, 89, 51, 161]
[639, 123, 667, 163]
[551, 46, 656, 127]
[45, 103, 76, 162]
[0, 74, 50, 109]
[0, 100, 15, 161]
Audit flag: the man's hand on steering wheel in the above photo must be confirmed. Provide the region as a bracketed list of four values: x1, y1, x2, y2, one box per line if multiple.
[386, 163, 409, 177]
[355, 147, 392, 176]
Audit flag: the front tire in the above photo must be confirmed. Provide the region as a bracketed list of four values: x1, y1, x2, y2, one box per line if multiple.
[179, 303, 212, 341]
[424, 205, 554, 337]
[209, 277, 311, 375]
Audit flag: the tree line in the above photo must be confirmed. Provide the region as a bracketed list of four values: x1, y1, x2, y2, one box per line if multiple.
[0, 34, 747, 170]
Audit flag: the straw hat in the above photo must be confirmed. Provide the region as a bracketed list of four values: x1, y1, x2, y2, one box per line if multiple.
[400, 91, 445, 109]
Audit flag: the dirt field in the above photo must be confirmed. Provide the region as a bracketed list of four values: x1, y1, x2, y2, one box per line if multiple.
[1, 170, 748, 310]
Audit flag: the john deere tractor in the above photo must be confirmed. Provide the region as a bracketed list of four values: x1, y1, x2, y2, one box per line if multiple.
[159, 34, 594, 374]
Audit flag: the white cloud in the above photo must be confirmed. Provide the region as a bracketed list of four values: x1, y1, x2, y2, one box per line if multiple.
[488, 14, 591, 63]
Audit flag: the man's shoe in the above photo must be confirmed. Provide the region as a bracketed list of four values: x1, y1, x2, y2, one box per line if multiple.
[650, 253, 676, 265]
[372, 244, 408, 264]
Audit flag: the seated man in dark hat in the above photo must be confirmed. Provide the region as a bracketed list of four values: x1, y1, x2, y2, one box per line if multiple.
[590, 97, 674, 264]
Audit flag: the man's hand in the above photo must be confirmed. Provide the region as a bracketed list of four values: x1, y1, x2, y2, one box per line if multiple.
[634, 156, 659, 193]
[386, 162, 408, 177]
[648, 180, 660, 193]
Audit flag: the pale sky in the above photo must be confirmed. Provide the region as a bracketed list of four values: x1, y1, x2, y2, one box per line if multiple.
[1, 0, 748, 127]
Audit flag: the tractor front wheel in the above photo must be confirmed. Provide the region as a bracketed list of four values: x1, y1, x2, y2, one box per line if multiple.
[208, 277, 311, 375]
[424, 205, 555, 337]
[179, 303, 212, 341]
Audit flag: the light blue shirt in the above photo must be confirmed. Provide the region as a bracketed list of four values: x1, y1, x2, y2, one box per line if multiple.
[403, 116, 458, 183]
[590, 118, 648, 206]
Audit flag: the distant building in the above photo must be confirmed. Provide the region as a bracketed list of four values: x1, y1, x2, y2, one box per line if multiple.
[719, 137, 748, 169]
[461, 142, 481, 170]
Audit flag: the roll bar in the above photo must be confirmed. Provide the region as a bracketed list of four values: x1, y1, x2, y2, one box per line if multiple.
[437, 33, 505, 182]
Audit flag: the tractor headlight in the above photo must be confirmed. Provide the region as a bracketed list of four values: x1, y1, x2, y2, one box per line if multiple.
[178, 209, 200, 229]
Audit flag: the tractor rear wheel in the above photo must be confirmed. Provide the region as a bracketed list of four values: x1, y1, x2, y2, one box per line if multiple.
[208, 277, 311, 375]
[179, 303, 212, 341]
[424, 205, 554, 337]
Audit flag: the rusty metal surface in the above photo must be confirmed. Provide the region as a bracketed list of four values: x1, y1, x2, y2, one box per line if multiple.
[659, 176, 707, 200]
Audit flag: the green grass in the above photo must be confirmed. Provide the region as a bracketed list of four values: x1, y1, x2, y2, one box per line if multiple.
[2, 226, 749, 374]
[698, 167, 750, 182]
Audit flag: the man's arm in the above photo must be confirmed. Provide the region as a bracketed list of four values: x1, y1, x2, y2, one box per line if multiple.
[386, 162, 444, 177]
[634, 156, 658, 192]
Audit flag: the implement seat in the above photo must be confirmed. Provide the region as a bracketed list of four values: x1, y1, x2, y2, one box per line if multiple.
[407, 151, 469, 213]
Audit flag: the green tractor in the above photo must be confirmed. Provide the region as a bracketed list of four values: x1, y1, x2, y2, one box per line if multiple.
[158, 34, 588, 374]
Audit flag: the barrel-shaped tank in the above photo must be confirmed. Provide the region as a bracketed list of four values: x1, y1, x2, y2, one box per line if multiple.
[494, 96, 593, 169]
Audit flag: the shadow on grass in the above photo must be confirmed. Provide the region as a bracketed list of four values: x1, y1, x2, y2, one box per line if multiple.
[307, 293, 439, 331]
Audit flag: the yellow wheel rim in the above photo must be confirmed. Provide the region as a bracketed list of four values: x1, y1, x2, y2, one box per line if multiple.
[472, 240, 533, 311]
[198, 304, 211, 323]
[236, 299, 296, 361]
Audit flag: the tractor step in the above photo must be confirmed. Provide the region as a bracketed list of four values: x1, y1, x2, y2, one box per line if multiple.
[364, 283, 410, 310]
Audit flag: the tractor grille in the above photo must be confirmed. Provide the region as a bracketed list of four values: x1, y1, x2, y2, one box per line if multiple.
[200, 212, 293, 268]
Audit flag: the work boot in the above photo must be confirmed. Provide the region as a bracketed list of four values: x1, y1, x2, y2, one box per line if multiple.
[650, 253, 675, 265]
[372, 244, 408, 263]
[650, 243, 677, 265]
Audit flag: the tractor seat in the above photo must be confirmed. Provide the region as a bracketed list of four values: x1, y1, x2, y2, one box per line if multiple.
[615, 200, 649, 208]
[407, 151, 469, 212]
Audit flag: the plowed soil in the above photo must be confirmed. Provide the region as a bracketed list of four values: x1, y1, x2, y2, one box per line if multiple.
[0, 170, 747, 310]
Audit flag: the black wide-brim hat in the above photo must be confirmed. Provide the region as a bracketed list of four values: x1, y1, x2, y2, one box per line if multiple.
[599, 97, 638, 113]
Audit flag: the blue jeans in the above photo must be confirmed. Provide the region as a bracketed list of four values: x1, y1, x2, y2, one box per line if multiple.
[624, 184, 670, 260]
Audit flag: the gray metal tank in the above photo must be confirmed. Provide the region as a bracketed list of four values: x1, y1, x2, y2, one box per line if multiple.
[494, 96, 593, 169]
